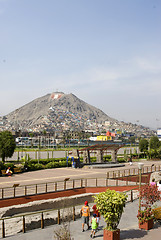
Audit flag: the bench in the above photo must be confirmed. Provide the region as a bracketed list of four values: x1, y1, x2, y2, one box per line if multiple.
[13, 167, 22, 173]
[1, 170, 7, 176]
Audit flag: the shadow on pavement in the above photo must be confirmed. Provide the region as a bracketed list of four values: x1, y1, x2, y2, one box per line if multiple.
[94, 233, 104, 238]
[120, 229, 148, 239]
[153, 221, 161, 229]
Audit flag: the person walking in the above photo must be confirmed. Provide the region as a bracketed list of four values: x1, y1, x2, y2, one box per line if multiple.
[80, 201, 90, 232]
[90, 213, 97, 238]
[150, 178, 156, 186]
[92, 204, 100, 230]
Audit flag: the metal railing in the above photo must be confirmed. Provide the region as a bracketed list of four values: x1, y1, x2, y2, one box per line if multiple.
[0, 187, 139, 238]
[107, 164, 161, 179]
[1, 163, 156, 200]
[0, 176, 141, 200]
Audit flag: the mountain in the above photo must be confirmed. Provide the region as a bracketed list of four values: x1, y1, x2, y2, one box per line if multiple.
[0, 92, 154, 137]
[4, 92, 115, 131]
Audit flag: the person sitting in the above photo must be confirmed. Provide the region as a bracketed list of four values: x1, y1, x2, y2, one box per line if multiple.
[6, 167, 13, 177]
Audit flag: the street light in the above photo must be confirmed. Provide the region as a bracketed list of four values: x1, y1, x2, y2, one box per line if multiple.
[138, 162, 144, 211]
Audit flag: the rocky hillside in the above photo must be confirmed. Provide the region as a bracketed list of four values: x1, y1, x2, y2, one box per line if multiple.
[4, 92, 115, 130]
[0, 92, 155, 137]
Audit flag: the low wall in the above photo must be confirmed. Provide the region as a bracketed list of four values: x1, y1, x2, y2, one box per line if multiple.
[0, 193, 95, 218]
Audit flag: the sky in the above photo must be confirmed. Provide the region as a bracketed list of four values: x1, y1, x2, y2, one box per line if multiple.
[0, 0, 161, 130]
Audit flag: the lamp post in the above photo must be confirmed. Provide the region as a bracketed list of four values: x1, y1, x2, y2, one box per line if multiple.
[138, 162, 144, 211]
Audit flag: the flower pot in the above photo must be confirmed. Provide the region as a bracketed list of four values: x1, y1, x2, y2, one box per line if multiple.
[103, 229, 120, 240]
[139, 218, 153, 230]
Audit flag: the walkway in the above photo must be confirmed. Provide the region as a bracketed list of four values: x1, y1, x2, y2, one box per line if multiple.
[0, 160, 158, 188]
[5, 200, 161, 240]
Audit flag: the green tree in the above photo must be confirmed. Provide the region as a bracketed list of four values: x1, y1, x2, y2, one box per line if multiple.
[0, 131, 16, 163]
[139, 138, 149, 157]
[149, 136, 160, 150]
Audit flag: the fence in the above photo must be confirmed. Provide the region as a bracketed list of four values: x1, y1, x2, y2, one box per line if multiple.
[0, 174, 142, 200]
[0, 187, 138, 238]
[107, 164, 161, 179]
[1, 163, 157, 200]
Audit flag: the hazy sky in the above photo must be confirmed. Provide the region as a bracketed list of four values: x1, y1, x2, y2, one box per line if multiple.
[0, 0, 161, 130]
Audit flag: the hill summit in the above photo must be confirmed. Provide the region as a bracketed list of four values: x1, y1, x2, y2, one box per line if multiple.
[4, 92, 114, 131]
[0, 92, 154, 137]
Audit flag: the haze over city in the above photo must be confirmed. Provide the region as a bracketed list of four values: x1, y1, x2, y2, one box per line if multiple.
[0, 0, 161, 130]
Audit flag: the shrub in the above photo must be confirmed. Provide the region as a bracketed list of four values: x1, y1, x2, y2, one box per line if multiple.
[137, 208, 153, 224]
[33, 163, 45, 170]
[137, 184, 161, 223]
[29, 159, 51, 165]
[26, 163, 45, 171]
[117, 157, 126, 163]
[103, 155, 111, 162]
[53, 162, 59, 168]
[90, 157, 97, 163]
[94, 189, 127, 230]
[59, 161, 67, 167]
[46, 162, 56, 169]
[30, 158, 67, 165]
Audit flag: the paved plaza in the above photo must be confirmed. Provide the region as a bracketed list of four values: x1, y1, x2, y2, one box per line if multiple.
[0, 160, 161, 239]
[0, 160, 159, 188]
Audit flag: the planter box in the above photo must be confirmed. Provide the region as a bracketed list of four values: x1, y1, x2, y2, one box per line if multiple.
[139, 218, 153, 230]
[103, 229, 120, 240]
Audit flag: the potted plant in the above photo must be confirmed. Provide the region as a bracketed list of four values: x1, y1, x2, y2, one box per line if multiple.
[137, 207, 154, 230]
[137, 184, 161, 230]
[94, 189, 127, 240]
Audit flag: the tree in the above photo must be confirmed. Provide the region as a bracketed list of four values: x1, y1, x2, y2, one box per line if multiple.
[149, 136, 160, 150]
[0, 131, 16, 163]
[139, 138, 149, 157]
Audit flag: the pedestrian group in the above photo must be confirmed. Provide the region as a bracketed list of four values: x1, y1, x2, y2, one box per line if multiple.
[80, 201, 100, 238]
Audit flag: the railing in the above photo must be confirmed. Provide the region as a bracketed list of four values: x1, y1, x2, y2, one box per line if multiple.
[107, 164, 161, 179]
[1, 164, 156, 200]
[0, 176, 141, 200]
[1, 163, 157, 200]
[0, 187, 139, 238]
